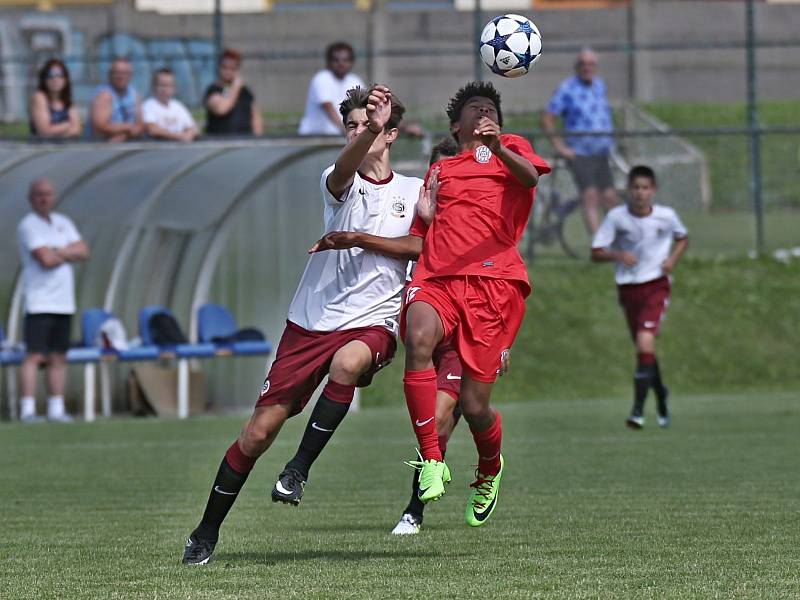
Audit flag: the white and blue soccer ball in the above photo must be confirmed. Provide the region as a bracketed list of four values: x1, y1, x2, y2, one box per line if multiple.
[479, 14, 542, 78]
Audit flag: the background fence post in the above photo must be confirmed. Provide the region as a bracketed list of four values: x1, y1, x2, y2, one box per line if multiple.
[745, 0, 764, 253]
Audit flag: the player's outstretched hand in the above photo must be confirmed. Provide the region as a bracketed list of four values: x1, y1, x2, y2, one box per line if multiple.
[309, 231, 360, 253]
[366, 85, 392, 132]
[416, 166, 441, 225]
[474, 116, 501, 152]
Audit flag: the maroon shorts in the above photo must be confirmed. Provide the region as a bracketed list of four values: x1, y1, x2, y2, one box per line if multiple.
[256, 320, 397, 416]
[402, 275, 526, 383]
[433, 337, 461, 400]
[617, 276, 671, 339]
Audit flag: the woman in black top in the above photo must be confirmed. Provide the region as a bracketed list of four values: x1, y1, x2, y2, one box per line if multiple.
[204, 48, 263, 136]
[30, 58, 82, 138]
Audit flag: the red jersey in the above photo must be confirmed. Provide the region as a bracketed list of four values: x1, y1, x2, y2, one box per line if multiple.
[410, 133, 551, 296]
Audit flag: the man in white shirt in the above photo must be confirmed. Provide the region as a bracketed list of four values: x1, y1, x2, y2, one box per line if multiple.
[298, 42, 365, 136]
[16, 179, 90, 422]
[591, 165, 689, 430]
[142, 68, 198, 142]
[183, 85, 424, 565]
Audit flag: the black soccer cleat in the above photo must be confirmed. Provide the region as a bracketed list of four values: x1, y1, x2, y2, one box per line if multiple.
[271, 467, 306, 506]
[182, 530, 217, 565]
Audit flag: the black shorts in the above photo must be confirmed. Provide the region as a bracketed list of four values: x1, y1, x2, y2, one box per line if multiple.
[568, 154, 615, 192]
[23, 313, 72, 354]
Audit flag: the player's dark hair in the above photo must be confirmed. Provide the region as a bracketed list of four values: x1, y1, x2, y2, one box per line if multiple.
[446, 81, 503, 127]
[628, 165, 657, 186]
[339, 85, 405, 132]
[429, 137, 458, 165]
[326, 42, 355, 65]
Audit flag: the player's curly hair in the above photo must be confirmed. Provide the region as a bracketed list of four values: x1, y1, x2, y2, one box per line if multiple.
[446, 81, 503, 127]
[339, 85, 405, 131]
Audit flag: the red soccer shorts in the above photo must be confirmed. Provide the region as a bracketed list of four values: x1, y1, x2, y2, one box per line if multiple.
[256, 320, 396, 416]
[433, 336, 462, 400]
[402, 275, 527, 383]
[617, 276, 671, 339]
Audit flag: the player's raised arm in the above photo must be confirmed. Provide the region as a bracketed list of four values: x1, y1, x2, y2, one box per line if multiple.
[327, 85, 393, 199]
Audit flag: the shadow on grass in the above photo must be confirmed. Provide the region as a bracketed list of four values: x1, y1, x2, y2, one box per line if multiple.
[217, 548, 463, 565]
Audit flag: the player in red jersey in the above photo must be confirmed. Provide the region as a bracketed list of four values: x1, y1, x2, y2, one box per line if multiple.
[401, 81, 550, 527]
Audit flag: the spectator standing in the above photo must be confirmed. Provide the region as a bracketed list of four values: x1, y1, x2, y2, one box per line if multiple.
[204, 49, 263, 136]
[89, 57, 143, 142]
[142, 68, 198, 142]
[29, 58, 81, 138]
[16, 179, 90, 423]
[542, 48, 618, 234]
[298, 42, 365, 136]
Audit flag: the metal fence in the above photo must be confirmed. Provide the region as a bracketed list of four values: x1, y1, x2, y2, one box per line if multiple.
[0, 0, 798, 254]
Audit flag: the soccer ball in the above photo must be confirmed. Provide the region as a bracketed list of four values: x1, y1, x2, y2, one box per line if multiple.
[479, 14, 542, 78]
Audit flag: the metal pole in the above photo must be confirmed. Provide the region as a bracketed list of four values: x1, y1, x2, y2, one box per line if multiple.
[213, 0, 223, 62]
[626, 1, 635, 101]
[474, 0, 484, 81]
[745, 0, 764, 253]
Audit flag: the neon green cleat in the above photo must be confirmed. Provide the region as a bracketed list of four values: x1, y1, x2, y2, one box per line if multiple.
[406, 451, 451, 503]
[465, 454, 504, 527]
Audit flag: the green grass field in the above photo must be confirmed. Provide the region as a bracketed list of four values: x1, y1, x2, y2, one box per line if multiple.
[1, 391, 798, 599]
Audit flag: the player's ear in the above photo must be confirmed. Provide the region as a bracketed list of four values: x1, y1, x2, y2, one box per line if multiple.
[386, 127, 399, 144]
[450, 122, 460, 137]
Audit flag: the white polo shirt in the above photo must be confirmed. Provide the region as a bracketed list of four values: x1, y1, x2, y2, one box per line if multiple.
[17, 211, 82, 314]
[287, 165, 422, 332]
[592, 204, 688, 285]
[142, 97, 196, 135]
[298, 70, 366, 136]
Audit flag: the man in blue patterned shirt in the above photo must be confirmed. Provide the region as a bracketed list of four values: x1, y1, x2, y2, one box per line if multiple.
[542, 48, 618, 234]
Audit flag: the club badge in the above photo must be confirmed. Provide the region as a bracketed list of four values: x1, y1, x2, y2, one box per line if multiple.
[475, 145, 492, 164]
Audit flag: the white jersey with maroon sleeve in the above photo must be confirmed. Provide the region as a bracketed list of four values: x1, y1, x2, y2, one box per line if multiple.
[287, 165, 422, 332]
[592, 204, 688, 285]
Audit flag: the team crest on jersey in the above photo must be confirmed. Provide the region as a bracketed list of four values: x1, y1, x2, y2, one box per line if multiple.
[391, 196, 407, 218]
[475, 145, 492, 164]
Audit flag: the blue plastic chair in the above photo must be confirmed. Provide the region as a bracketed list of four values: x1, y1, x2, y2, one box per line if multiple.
[81, 308, 160, 362]
[197, 303, 272, 357]
[0, 324, 25, 366]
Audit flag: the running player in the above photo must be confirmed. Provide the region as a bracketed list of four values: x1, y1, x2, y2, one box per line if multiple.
[401, 81, 551, 527]
[182, 85, 422, 565]
[591, 165, 688, 429]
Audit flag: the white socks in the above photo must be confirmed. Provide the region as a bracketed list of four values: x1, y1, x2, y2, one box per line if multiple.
[47, 396, 66, 419]
[20, 396, 36, 419]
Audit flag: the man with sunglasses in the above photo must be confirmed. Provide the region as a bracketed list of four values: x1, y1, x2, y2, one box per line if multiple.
[298, 42, 365, 136]
[542, 48, 619, 235]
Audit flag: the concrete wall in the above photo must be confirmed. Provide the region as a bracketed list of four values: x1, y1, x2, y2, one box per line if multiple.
[0, 0, 798, 122]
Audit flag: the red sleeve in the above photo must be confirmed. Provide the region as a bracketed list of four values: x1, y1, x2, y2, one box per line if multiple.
[502, 133, 552, 175]
[410, 213, 429, 238]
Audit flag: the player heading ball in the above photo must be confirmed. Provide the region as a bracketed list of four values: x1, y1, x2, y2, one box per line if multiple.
[402, 81, 551, 527]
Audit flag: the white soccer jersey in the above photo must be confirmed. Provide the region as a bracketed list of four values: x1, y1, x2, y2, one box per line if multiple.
[287, 165, 422, 332]
[592, 204, 688, 285]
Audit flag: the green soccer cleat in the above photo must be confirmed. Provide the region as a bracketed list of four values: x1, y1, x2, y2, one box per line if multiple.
[465, 454, 504, 527]
[405, 451, 451, 503]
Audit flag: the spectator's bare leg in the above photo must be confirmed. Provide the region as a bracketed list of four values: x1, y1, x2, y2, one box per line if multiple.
[601, 186, 619, 210]
[45, 352, 67, 397]
[580, 186, 602, 234]
[20, 353, 44, 398]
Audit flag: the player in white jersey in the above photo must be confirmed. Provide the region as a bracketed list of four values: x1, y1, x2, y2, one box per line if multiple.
[591, 165, 689, 429]
[183, 85, 423, 565]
